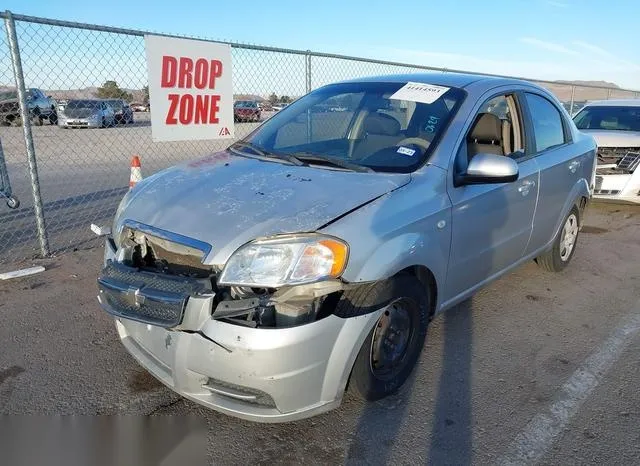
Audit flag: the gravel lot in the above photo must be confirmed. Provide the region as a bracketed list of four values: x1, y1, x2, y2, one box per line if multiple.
[1, 202, 638, 465]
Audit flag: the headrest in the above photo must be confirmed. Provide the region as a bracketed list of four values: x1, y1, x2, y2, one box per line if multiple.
[469, 113, 502, 142]
[363, 112, 401, 136]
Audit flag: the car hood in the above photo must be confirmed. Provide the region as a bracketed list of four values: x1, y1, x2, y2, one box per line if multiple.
[115, 151, 411, 264]
[580, 129, 640, 147]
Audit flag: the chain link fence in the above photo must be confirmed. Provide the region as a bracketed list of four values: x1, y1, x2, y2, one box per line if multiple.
[1, 11, 638, 265]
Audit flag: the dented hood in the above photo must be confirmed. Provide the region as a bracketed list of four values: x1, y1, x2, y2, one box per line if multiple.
[115, 151, 410, 264]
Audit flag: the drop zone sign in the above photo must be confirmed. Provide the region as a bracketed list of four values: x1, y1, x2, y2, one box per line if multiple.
[145, 35, 234, 141]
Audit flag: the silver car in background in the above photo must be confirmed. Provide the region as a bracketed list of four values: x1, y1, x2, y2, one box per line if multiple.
[58, 99, 115, 128]
[98, 73, 596, 422]
[573, 99, 640, 203]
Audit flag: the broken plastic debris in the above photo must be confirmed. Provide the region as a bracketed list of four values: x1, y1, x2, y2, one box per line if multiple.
[91, 223, 112, 236]
[0, 266, 45, 280]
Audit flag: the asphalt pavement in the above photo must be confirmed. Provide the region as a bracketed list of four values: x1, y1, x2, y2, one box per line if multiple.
[0, 202, 638, 465]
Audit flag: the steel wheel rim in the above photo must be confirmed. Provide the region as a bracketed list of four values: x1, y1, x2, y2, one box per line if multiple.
[370, 298, 416, 380]
[560, 213, 578, 261]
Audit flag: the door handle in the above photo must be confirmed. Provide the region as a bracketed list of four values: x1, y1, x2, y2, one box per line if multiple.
[568, 160, 580, 173]
[517, 179, 535, 196]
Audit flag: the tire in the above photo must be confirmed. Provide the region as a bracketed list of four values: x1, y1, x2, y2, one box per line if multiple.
[343, 274, 431, 401]
[536, 205, 580, 272]
[48, 113, 58, 125]
[32, 110, 43, 126]
[6, 196, 20, 209]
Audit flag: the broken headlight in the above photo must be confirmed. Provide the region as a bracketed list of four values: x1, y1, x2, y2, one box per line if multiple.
[218, 235, 348, 288]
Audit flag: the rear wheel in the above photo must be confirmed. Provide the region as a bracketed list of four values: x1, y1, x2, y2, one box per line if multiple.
[344, 274, 431, 401]
[536, 205, 580, 272]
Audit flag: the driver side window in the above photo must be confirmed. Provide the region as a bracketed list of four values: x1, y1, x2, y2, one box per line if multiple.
[466, 94, 525, 163]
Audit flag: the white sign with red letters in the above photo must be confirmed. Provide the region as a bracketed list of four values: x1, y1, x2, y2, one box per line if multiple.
[145, 35, 234, 141]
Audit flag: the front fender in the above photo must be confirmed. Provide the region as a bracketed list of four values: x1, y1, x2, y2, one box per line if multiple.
[344, 232, 448, 291]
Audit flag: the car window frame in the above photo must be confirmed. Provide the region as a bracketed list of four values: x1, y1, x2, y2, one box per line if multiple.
[518, 90, 573, 155]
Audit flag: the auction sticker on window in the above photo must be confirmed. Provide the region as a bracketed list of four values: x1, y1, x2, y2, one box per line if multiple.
[390, 82, 450, 105]
[145, 35, 234, 142]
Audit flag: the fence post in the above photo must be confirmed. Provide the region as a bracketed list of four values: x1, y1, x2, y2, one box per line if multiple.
[4, 10, 50, 257]
[305, 50, 312, 93]
[606, 88, 612, 99]
[569, 85, 575, 116]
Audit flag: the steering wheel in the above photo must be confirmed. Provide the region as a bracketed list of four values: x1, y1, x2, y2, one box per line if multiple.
[396, 137, 430, 151]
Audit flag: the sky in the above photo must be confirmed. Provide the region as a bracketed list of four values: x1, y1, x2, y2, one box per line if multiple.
[2, 0, 639, 92]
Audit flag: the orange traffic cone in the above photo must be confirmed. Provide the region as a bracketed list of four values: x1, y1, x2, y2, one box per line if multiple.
[129, 155, 142, 189]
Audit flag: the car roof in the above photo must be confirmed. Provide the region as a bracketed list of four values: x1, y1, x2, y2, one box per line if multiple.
[582, 99, 640, 107]
[334, 72, 531, 90]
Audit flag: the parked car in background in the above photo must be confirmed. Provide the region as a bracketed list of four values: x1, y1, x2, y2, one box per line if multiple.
[272, 102, 289, 111]
[0, 87, 57, 126]
[234, 100, 261, 122]
[58, 99, 115, 128]
[573, 99, 640, 203]
[105, 99, 134, 124]
[99, 73, 595, 423]
[130, 102, 149, 112]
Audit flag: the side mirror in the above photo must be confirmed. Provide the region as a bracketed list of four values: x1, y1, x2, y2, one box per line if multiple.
[455, 153, 519, 186]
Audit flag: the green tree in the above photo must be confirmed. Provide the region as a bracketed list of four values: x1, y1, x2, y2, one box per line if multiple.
[95, 81, 132, 101]
[268, 93, 278, 104]
[142, 85, 149, 104]
[280, 95, 291, 103]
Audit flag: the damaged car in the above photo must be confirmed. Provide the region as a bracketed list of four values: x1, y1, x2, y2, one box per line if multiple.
[98, 73, 596, 422]
[573, 99, 640, 203]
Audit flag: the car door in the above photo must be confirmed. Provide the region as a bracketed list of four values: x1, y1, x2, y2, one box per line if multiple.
[444, 91, 540, 301]
[519, 91, 580, 254]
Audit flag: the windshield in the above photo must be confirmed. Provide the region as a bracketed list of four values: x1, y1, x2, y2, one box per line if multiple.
[66, 100, 101, 110]
[235, 82, 465, 173]
[235, 101, 256, 108]
[106, 99, 123, 108]
[573, 105, 640, 132]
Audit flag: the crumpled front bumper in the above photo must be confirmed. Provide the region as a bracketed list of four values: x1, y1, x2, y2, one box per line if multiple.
[100, 239, 381, 422]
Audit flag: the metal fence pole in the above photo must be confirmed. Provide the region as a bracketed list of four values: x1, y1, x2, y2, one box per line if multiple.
[305, 51, 312, 143]
[305, 50, 312, 93]
[4, 10, 50, 256]
[569, 86, 575, 116]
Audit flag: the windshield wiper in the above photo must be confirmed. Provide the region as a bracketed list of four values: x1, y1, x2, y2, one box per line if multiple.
[291, 153, 374, 173]
[230, 142, 306, 166]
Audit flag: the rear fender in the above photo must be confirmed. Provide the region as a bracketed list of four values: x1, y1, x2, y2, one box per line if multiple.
[552, 178, 590, 238]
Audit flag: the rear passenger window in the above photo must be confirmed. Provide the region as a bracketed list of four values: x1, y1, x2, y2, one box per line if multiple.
[525, 93, 566, 152]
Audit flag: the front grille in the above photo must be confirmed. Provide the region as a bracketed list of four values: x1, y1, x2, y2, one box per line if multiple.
[597, 147, 640, 174]
[617, 151, 640, 172]
[98, 261, 209, 327]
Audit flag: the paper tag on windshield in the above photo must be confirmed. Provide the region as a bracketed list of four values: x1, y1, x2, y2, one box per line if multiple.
[397, 146, 416, 156]
[390, 82, 450, 105]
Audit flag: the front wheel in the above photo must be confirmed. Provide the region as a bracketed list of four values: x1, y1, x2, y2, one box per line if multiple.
[535, 205, 580, 272]
[343, 274, 431, 401]
[6, 196, 20, 209]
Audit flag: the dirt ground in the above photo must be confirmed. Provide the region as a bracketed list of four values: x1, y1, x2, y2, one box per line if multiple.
[0, 202, 639, 465]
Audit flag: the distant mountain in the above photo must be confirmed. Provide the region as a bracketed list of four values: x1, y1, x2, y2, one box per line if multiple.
[554, 80, 620, 89]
